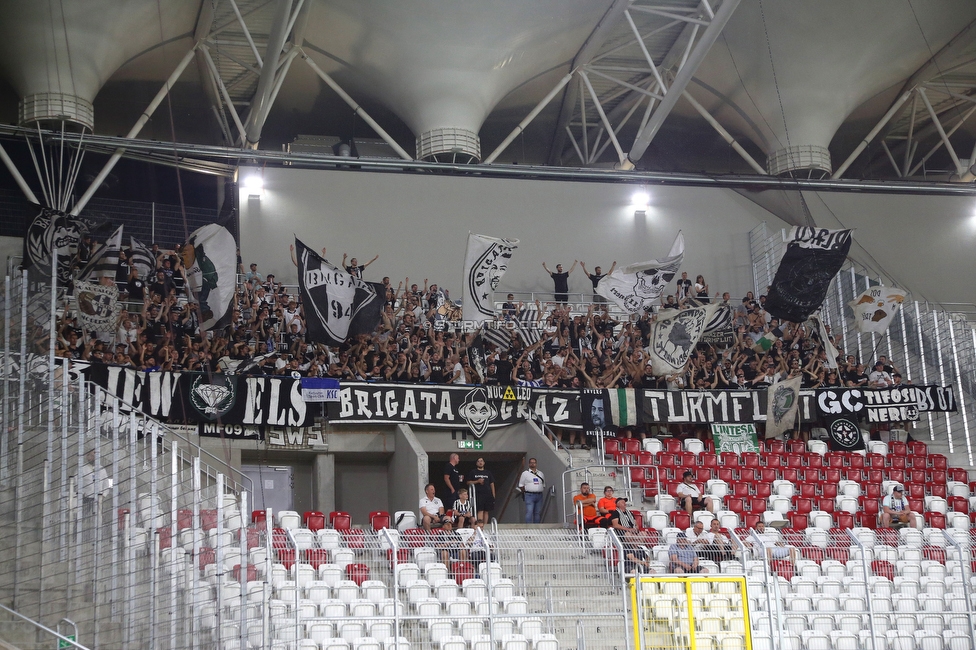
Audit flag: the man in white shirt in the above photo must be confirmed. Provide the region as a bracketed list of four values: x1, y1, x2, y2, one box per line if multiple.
[881, 485, 918, 528]
[420, 483, 452, 531]
[750, 521, 797, 563]
[676, 470, 713, 515]
[868, 361, 893, 388]
[518, 458, 546, 524]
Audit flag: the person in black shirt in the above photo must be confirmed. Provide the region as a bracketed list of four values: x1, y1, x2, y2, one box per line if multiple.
[342, 253, 379, 279]
[467, 457, 496, 524]
[581, 261, 616, 303]
[442, 453, 463, 506]
[149, 271, 173, 301]
[543, 260, 577, 303]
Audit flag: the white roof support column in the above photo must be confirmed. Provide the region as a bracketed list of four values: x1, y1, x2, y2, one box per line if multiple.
[200, 45, 248, 145]
[301, 50, 413, 161]
[483, 71, 575, 164]
[682, 90, 766, 175]
[917, 88, 966, 177]
[0, 141, 39, 204]
[832, 89, 913, 179]
[243, 0, 294, 148]
[70, 44, 198, 216]
[579, 71, 626, 164]
[619, 0, 740, 170]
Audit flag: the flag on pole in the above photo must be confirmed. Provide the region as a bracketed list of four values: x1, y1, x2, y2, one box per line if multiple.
[810, 314, 840, 370]
[73, 279, 123, 334]
[21, 203, 105, 285]
[129, 236, 156, 280]
[182, 224, 237, 330]
[765, 227, 852, 323]
[646, 302, 718, 375]
[78, 225, 123, 281]
[848, 287, 908, 334]
[462, 233, 518, 326]
[296, 238, 384, 345]
[765, 375, 802, 439]
[514, 306, 542, 347]
[596, 231, 684, 314]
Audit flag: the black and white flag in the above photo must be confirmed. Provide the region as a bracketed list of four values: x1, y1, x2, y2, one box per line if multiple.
[515, 306, 542, 347]
[765, 227, 852, 323]
[21, 204, 104, 284]
[129, 236, 155, 280]
[466, 334, 488, 382]
[481, 323, 514, 352]
[825, 413, 866, 451]
[596, 231, 683, 314]
[296, 238, 384, 346]
[183, 224, 237, 330]
[700, 304, 734, 346]
[78, 225, 123, 281]
[73, 279, 123, 334]
[647, 302, 718, 375]
[462, 233, 518, 326]
[765, 375, 802, 439]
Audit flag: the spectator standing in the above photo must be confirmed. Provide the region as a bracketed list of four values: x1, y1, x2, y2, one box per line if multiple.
[543, 261, 577, 304]
[467, 457, 496, 524]
[580, 261, 616, 303]
[518, 457, 545, 523]
[342, 253, 379, 279]
[442, 453, 464, 505]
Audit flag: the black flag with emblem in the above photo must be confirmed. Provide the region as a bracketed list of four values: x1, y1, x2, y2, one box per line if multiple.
[825, 413, 866, 451]
[765, 227, 852, 323]
[296, 238, 384, 346]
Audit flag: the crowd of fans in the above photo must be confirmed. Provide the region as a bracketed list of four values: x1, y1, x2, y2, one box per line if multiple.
[33, 241, 906, 412]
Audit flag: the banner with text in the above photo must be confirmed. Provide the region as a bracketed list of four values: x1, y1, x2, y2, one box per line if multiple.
[815, 386, 956, 424]
[710, 423, 760, 453]
[641, 389, 818, 425]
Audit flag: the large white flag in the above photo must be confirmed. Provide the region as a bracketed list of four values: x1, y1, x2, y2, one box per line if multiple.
[765, 374, 802, 439]
[810, 314, 840, 370]
[597, 231, 684, 314]
[849, 287, 908, 334]
[78, 225, 122, 281]
[462, 233, 518, 326]
[646, 302, 718, 375]
[73, 279, 123, 334]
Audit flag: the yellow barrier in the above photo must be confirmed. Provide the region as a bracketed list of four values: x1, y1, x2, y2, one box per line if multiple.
[629, 575, 752, 650]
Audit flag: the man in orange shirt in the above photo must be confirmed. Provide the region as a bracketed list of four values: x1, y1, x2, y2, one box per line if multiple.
[574, 483, 599, 528]
[596, 486, 618, 528]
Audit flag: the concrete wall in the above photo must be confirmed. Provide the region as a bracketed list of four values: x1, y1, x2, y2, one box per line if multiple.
[0, 235, 21, 275]
[335, 457, 390, 523]
[390, 424, 428, 519]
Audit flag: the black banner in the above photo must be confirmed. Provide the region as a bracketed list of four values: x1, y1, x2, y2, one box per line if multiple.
[815, 386, 955, 423]
[327, 383, 581, 433]
[641, 389, 818, 425]
[765, 227, 852, 323]
[84, 366, 313, 427]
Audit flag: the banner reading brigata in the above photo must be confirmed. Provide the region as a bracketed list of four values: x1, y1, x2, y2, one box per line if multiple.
[327, 383, 581, 434]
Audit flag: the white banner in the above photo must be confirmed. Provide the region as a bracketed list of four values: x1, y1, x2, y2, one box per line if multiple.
[462, 233, 518, 325]
[183, 224, 237, 330]
[597, 231, 683, 314]
[74, 280, 123, 334]
[646, 302, 717, 375]
[765, 375, 802, 439]
[848, 287, 908, 334]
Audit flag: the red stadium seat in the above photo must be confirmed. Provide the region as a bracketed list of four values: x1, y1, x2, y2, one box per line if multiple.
[871, 560, 895, 580]
[823, 469, 841, 484]
[726, 498, 745, 514]
[695, 468, 712, 483]
[771, 560, 794, 580]
[452, 561, 475, 583]
[178, 509, 194, 530]
[928, 483, 947, 499]
[887, 469, 906, 484]
[329, 511, 351, 526]
[157, 527, 172, 549]
[787, 513, 808, 530]
[743, 513, 761, 528]
[828, 528, 849, 546]
[717, 468, 735, 483]
[670, 511, 690, 530]
[908, 498, 924, 513]
[343, 529, 366, 550]
[605, 438, 621, 456]
[799, 484, 817, 499]
[825, 546, 850, 563]
[250, 509, 267, 528]
[817, 498, 835, 514]
[794, 469, 809, 482]
[807, 454, 823, 469]
[889, 442, 907, 456]
[924, 512, 946, 529]
[856, 512, 877, 528]
[622, 438, 641, 455]
[906, 483, 925, 499]
[865, 484, 882, 499]
[781, 468, 798, 483]
[844, 469, 864, 482]
[304, 511, 326, 532]
[370, 511, 391, 530]
[630, 467, 648, 483]
[759, 468, 778, 483]
[700, 454, 718, 469]
[738, 468, 758, 483]
[859, 497, 880, 517]
[748, 497, 767, 513]
[801, 546, 825, 564]
[767, 441, 786, 454]
[197, 547, 216, 570]
[922, 546, 947, 564]
[788, 441, 805, 454]
[821, 483, 838, 499]
[868, 469, 884, 483]
[233, 563, 257, 582]
[910, 469, 927, 484]
[403, 528, 428, 548]
[200, 509, 218, 531]
[742, 453, 761, 468]
[245, 528, 261, 550]
[637, 451, 653, 466]
[950, 468, 968, 483]
[346, 563, 370, 586]
[888, 456, 907, 470]
[876, 528, 898, 547]
[755, 484, 772, 499]
[792, 498, 813, 514]
[765, 455, 783, 469]
[785, 454, 803, 468]
[306, 548, 330, 569]
[907, 441, 927, 456]
[824, 453, 845, 468]
[930, 470, 948, 484]
[848, 454, 865, 469]
[631, 511, 644, 530]
[720, 453, 740, 468]
[867, 454, 885, 469]
[665, 439, 683, 453]
[276, 548, 296, 570]
[332, 513, 352, 531]
[731, 482, 751, 498]
[834, 512, 854, 529]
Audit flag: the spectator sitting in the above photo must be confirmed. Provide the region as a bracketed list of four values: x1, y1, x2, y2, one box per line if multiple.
[676, 470, 713, 515]
[452, 488, 476, 529]
[701, 518, 734, 563]
[750, 521, 798, 563]
[608, 497, 654, 573]
[596, 486, 617, 528]
[881, 485, 918, 529]
[420, 483, 452, 531]
[668, 533, 707, 574]
[573, 482, 600, 529]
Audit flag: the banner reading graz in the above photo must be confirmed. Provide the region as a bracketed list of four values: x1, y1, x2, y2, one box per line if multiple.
[641, 389, 818, 424]
[327, 383, 582, 433]
[83, 365, 312, 427]
[816, 385, 956, 423]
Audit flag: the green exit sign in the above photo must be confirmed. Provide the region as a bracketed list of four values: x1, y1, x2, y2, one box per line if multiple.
[58, 637, 76, 649]
[457, 440, 483, 450]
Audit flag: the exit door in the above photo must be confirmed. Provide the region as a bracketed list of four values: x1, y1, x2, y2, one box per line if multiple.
[242, 464, 294, 514]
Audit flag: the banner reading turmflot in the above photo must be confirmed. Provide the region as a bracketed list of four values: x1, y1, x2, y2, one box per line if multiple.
[765, 227, 852, 323]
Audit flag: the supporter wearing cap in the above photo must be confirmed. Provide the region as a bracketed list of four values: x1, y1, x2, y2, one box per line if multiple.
[881, 485, 918, 529]
[676, 470, 714, 515]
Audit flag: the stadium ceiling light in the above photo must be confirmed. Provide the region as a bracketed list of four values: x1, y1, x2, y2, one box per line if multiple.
[244, 173, 264, 198]
[631, 190, 650, 216]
